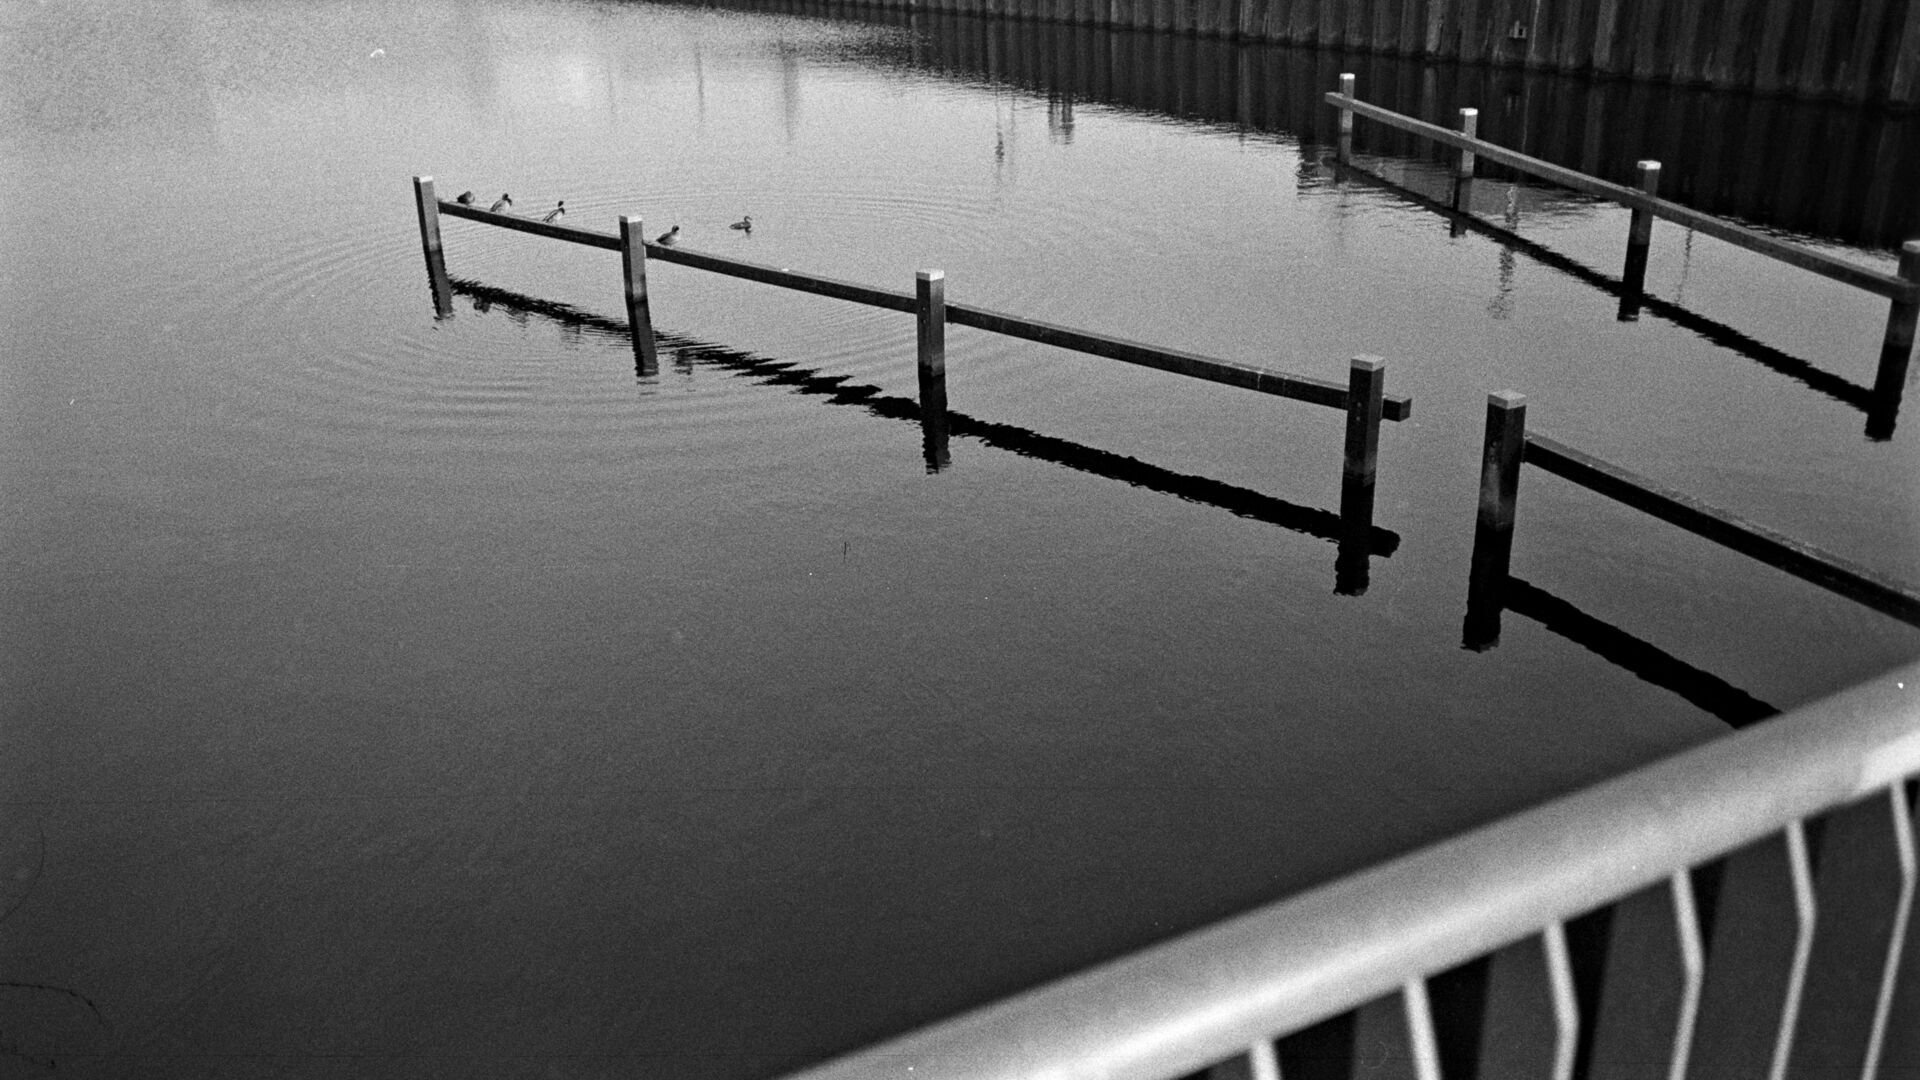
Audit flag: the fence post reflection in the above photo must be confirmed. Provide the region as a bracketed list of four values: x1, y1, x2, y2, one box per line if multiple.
[620, 216, 660, 377]
[411, 176, 454, 318]
[1868, 240, 1920, 440]
[1463, 391, 1527, 650]
[1336, 355, 1385, 595]
[917, 269, 951, 472]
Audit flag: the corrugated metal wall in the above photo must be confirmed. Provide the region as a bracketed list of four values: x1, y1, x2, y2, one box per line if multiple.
[878, 0, 1919, 104]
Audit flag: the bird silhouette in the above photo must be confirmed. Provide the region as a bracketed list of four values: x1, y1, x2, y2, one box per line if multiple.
[730, 215, 752, 232]
[541, 201, 566, 223]
[655, 225, 680, 246]
[488, 194, 513, 213]
[455, 191, 476, 205]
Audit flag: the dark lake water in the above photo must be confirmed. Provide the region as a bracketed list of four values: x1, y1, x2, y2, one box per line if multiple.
[4, 1, 1917, 1076]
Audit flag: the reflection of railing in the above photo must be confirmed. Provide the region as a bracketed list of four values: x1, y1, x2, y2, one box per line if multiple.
[771, 659, 1920, 1080]
[1325, 77, 1920, 435]
[411, 175, 1412, 593]
[1463, 391, 1920, 658]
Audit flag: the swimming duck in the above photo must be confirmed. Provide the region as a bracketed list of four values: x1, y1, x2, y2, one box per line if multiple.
[655, 225, 680, 246]
[455, 191, 476, 205]
[729, 215, 752, 232]
[541, 201, 566, 223]
[488, 193, 513, 213]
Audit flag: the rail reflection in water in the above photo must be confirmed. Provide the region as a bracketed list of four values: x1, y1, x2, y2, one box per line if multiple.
[417, 172, 1414, 595]
[447, 279, 1402, 593]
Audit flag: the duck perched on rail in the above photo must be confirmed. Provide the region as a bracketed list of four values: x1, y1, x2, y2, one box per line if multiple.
[455, 191, 476, 205]
[541, 201, 566, 223]
[655, 225, 680, 246]
[488, 193, 513, 213]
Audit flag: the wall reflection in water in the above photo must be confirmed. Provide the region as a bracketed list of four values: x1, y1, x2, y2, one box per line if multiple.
[673, 0, 1917, 251]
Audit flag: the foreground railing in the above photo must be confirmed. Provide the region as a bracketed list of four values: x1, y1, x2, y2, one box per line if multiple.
[773, 661, 1920, 1080]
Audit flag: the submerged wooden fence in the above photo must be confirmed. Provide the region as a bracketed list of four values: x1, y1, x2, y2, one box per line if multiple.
[1463, 390, 1920, 652]
[1327, 76, 1920, 438]
[412, 175, 1411, 592]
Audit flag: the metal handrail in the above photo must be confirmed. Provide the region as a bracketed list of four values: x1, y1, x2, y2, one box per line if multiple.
[775, 660, 1920, 1080]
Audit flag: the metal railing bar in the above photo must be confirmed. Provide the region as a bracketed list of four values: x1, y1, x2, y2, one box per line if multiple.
[1248, 1039, 1280, 1080]
[771, 663, 1920, 1080]
[1522, 434, 1920, 629]
[1321, 94, 1916, 303]
[1403, 979, 1444, 1080]
[1862, 785, 1918, 1080]
[1768, 820, 1817, 1080]
[1542, 923, 1577, 1080]
[945, 302, 1415, 420]
[1667, 872, 1706, 1080]
[437, 199, 623, 251]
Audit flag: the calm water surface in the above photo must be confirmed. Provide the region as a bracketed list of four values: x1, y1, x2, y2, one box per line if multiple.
[4, 0, 1917, 1075]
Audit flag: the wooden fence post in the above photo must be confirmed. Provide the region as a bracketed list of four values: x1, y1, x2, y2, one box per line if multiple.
[1625, 160, 1662, 276]
[1868, 240, 1920, 440]
[1456, 108, 1479, 180]
[1337, 72, 1356, 164]
[1464, 391, 1527, 650]
[620, 216, 659, 377]
[917, 270, 950, 472]
[1618, 161, 1661, 320]
[412, 175, 453, 317]
[1336, 355, 1385, 596]
[1340, 355, 1384, 514]
[1453, 108, 1479, 215]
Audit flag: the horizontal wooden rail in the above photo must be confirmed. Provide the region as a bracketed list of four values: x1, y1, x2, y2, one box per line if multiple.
[643, 241, 916, 312]
[433, 193, 1401, 419]
[437, 199, 622, 251]
[1522, 433, 1920, 628]
[947, 302, 1413, 420]
[444, 276, 1407, 554]
[1322, 93, 1916, 303]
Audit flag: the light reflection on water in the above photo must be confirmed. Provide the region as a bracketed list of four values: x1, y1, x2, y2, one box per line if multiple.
[3, 0, 1916, 1076]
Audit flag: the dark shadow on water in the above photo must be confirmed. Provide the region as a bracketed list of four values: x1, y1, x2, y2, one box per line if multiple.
[1326, 158, 1899, 438]
[449, 278, 1399, 558]
[1462, 566, 1778, 729]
